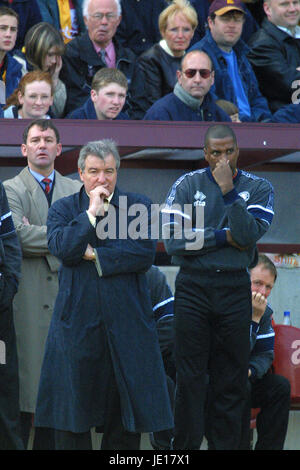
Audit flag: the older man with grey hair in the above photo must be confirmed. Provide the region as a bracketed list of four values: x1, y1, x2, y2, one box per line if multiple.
[60, 0, 136, 115]
[34, 139, 173, 450]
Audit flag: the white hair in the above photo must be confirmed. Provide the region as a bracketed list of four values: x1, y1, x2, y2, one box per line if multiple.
[82, 0, 122, 17]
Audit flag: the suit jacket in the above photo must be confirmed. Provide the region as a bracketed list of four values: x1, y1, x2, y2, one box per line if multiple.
[3, 168, 82, 412]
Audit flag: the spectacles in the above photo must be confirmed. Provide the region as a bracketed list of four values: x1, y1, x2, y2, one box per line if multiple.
[218, 12, 245, 23]
[90, 13, 117, 22]
[183, 68, 213, 79]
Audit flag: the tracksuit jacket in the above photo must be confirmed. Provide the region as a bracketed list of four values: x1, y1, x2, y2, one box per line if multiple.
[162, 167, 274, 271]
[250, 305, 275, 381]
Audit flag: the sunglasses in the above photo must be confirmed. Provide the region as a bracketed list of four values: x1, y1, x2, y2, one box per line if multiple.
[183, 68, 212, 79]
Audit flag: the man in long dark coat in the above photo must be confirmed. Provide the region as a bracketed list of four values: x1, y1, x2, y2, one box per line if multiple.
[34, 139, 173, 450]
[0, 182, 23, 449]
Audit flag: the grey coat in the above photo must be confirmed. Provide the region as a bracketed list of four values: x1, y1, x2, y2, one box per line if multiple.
[3, 168, 82, 412]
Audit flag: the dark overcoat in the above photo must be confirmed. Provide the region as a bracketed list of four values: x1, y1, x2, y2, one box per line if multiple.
[34, 186, 174, 433]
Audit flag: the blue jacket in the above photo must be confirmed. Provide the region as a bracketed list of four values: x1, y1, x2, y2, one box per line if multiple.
[143, 90, 231, 122]
[34, 186, 173, 433]
[249, 304, 275, 381]
[0, 0, 42, 50]
[271, 104, 300, 123]
[66, 96, 129, 120]
[115, 0, 167, 56]
[1, 53, 23, 107]
[189, 30, 272, 123]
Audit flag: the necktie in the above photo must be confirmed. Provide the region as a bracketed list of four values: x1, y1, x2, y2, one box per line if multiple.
[100, 49, 107, 65]
[42, 178, 51, 195]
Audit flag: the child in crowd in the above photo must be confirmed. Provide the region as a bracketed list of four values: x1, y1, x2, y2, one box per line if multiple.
[215, 99, 241, 122]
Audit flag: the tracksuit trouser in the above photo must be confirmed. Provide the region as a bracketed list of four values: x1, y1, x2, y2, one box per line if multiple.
[172, 269, 251, 450]
[239, 373, 291, 450]
[0, 303, 24, 450]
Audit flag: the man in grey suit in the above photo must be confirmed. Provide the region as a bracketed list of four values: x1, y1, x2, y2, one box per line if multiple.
[3, 119, 82, 449]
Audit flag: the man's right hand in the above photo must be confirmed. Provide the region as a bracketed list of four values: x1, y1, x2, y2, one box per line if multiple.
[252, 291, 267, 323]
[87, 186, 110, 217]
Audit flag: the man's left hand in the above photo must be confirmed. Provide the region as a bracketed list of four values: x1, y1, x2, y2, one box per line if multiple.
[83, 243, 95, 261]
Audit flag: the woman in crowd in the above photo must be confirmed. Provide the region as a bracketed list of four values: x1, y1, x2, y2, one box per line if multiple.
[129, 0, 198, 119]
[23, 22, 66, 117]
[3, 70, 53, 119]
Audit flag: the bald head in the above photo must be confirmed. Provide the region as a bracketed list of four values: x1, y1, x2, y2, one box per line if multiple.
[176, 50, 215, 102]
[180, 50, 213, 72]
[263, 0, 300, 30]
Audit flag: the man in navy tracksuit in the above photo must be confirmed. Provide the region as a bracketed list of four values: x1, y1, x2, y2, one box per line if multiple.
[238, 254, 290, 450]
[162, 124, 274, 450]
[0, 182, 23, 449]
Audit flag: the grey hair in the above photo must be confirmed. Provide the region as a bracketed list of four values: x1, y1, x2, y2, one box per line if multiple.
[78, 139, 120, 171]
[82, 0, 121, 17]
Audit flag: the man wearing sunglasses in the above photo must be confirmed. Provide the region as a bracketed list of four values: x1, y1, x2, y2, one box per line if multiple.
[189, 0, 272, 123]
[143, 49, 231, 122]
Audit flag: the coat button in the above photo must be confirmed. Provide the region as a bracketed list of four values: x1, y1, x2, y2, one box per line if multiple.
[43, 305, 50, 310]
[47, 276, 52, 281]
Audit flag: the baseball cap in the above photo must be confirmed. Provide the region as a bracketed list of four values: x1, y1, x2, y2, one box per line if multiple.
[208, 0, 245, 16]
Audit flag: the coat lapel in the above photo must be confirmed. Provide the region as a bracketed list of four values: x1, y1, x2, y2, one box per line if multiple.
[18, 167, 49, 225]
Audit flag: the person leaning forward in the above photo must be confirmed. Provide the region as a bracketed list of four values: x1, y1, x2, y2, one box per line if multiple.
[162, 124, 274, 450]
[34, 139, 173, 450]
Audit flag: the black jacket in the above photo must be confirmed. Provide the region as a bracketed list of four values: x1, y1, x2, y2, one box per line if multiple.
[115, 0, 167, 56]
[129, 43, 182, 120]
[248, 18, 300, 112]
[60, 32, 136, 115]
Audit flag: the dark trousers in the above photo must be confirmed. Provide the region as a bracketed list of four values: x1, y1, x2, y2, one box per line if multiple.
[54, 371, 141, 450]
[20, 412, 55, 450]
[0, 304, 24, 450]
[239, 373, 291, 450]
[173, 269, 251, 450]
[150, 375, 175, 450]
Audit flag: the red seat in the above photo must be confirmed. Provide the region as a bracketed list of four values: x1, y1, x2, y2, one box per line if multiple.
[272, 324, 300, 407]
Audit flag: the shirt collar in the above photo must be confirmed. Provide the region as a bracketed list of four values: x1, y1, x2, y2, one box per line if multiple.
[277, 24, 300, 38]
[92, 40, 114, 59]
[28, 167, 55, 185]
